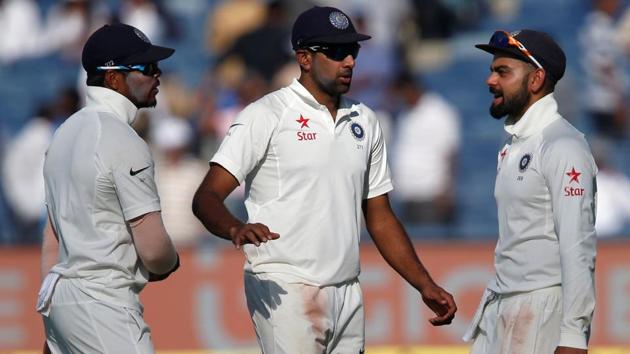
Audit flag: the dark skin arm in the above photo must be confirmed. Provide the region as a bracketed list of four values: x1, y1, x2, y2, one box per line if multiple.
[362, 194, 457, 325]
[192, 163, 279, 248]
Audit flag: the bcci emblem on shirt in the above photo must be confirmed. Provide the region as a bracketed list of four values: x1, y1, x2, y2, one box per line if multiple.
[350, 122, 365, 141]
[518, 153, 532, 172]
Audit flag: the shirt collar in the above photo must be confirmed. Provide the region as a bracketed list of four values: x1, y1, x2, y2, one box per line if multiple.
[504, 93, 560, 139]
[288, 78, 354, 112]
[86, 86, 138, 125]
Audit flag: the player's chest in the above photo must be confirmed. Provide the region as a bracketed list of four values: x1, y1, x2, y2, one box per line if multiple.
[272, 110, 370, 174]
[495, 141, 547, 201]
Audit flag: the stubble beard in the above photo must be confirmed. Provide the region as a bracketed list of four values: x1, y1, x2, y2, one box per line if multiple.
[318, 77, 350, 98]
[126, 76, 158, 109]
[489, 76, 530, 120]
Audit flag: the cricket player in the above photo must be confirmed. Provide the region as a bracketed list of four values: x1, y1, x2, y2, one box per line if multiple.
[37, 23, 179, 353]
[192, 6, 457, 353]
[464, 30, 598, 354]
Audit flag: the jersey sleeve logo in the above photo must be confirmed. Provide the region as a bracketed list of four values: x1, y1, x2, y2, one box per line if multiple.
[564, 167, 585, 196]
[130, 165, 150, 176]
[349, 122, 365, 141]
[566, 167, 581, 183]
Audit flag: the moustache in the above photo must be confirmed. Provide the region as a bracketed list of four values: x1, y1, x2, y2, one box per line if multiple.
[489, 87, 502, 97]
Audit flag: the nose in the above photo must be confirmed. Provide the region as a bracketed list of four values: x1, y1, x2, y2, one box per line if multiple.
[486, 72, 498, 87]
[342, 54, 355, 68]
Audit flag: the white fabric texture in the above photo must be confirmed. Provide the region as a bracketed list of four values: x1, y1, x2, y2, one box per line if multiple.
[480, 94, 597, 349]
[469, 286, 562, 354]
[211, 79, 393, 286]
[43, 86, 161, 310]
[244, 272, 364, 354]
[43, 278, 155, 354]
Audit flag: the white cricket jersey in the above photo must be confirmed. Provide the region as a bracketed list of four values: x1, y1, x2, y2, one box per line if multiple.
[490, 94, 597, 348]
[211, 79, 393, 286]
[43, 86, 161, 310]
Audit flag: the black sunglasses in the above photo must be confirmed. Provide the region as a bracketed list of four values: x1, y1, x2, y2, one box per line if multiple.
[96, 62, 162, 76]
[306, 43, 361, 61]
[488, 31, 543, 69]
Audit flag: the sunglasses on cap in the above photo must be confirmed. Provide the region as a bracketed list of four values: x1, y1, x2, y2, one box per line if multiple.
[489, 31, 543, 69]
[306, 43, 361, 61]
[96, 63, 161, 76]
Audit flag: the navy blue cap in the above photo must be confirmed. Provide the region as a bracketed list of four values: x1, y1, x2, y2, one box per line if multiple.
[291, 6, 371, 50]
[476, 29, 566, 83]
[82, 23, 174, 74]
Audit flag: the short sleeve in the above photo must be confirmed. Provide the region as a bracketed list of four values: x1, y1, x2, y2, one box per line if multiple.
[211, 102, 279, 183]
[365, 110, 393, 199]
[100, 118, 160, 221]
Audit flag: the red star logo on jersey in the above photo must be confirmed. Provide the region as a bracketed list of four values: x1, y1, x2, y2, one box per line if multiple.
[499, 148, 507, 161]
[566, 167, 581, 183]
[296, 115, 310, 128]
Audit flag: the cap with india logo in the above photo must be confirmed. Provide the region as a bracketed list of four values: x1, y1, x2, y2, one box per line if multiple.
[291, 6, 371, 50]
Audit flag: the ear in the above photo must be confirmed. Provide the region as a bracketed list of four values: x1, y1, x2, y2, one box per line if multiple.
[295, 50, 312, 71]
[103, 70, 122, 91]
[529, 68, 546, 94]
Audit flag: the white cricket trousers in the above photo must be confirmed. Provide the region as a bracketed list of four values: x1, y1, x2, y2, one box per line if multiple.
[244, 273, 365, 354]
[466, 285, 562, 354]
[42, 278, 155, 354]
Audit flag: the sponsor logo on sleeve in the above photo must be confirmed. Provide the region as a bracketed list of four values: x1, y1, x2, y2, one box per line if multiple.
[130, 165, 150, 176]
[564, 167, 584, 196]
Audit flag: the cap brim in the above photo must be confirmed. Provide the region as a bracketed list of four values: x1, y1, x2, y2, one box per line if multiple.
[475, 44, 530, 63]
[304, 33, 371, 46]
[122, 45, 175, 65]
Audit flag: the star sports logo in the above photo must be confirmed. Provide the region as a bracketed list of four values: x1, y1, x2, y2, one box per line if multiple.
[564, 167, 584, 196]
[499, 148, 507, 161]
[296, 115, 317, 141]
[296, 115, 309, 128]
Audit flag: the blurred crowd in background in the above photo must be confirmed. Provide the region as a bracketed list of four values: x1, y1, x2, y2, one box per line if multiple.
[1, 0, 630, 246]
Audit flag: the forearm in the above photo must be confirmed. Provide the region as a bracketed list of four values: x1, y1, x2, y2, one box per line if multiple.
[192, 189, 243, 240]
[130, 212, 178, 275]
[40, 217, 59, 280]
[364, 195, 456, 325]
[367, 215, 434, 291]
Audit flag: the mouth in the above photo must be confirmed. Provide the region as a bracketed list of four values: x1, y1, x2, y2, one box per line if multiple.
[339, 74, 352, 85]
[492, 94, 503, 106]
[490, 90, 503, 106]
